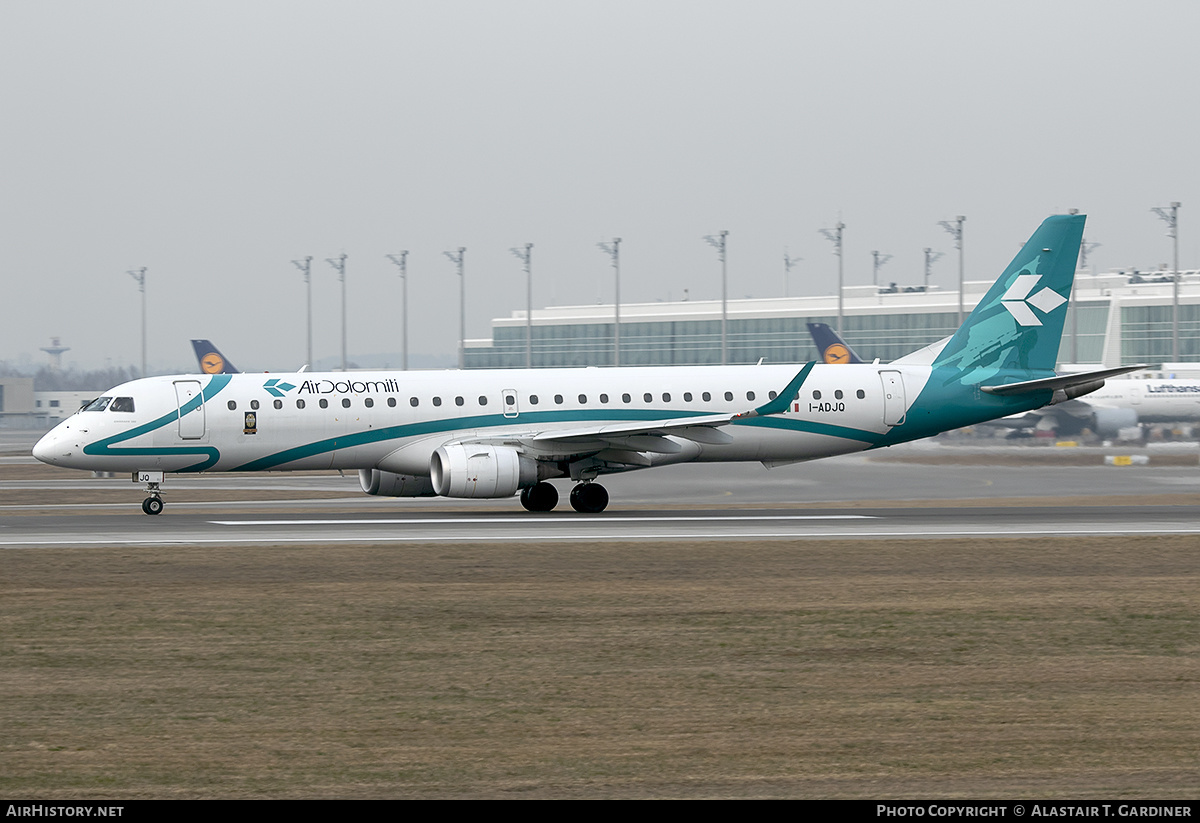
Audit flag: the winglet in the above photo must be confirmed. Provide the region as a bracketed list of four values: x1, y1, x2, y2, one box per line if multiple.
[743, 361, 815, 417]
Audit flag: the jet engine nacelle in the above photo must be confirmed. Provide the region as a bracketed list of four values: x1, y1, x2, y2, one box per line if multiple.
[358, 469, 437, 497]
[430, 444, 539, 498]
[1092, 407, 1139, 437]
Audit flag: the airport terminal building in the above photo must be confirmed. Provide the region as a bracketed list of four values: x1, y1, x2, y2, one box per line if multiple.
[464, 269, 1200, 370]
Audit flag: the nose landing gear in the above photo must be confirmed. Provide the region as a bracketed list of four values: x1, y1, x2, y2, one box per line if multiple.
[135, 470, 165, 516]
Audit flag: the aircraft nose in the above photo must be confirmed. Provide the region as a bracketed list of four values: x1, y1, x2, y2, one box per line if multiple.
[33, 429, 71, 466]
[32, 431, 58, 464]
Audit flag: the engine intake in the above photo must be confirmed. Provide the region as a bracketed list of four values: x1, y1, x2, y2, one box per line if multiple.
[1091, 407, 1139, 438]
[430, 444, 539, 498]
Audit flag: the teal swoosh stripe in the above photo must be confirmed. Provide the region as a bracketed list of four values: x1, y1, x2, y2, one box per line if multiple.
[82, 375, 232, 472]
[232, 406, 880, 471]
[232, 409, 712, 471]
[734, 415, 880, 443]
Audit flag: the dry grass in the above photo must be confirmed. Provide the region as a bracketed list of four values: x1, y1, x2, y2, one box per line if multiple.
[2, 535, 1198, 798]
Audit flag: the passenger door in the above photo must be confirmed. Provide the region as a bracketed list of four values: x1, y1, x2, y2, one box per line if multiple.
[173, 380, 206, 439]
[879, 370, 906, 427]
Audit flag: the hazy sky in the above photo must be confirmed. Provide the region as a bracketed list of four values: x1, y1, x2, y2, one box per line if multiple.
[3, 0, 1198, 372]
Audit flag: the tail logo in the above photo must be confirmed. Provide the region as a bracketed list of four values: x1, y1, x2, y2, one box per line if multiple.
[823, 343, 851, 364]
[1000, 272, 1067, 327]
[200, 353, 225, 374]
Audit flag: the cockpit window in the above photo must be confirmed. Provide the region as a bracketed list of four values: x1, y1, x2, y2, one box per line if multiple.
[83, 397, 112, 412]
[110, 397, 135, 413]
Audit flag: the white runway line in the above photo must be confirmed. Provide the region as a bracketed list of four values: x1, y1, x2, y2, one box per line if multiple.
[208, 514, 878, 526]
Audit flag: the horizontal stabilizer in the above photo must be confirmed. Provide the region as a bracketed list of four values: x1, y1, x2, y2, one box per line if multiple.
[981, 365, 1146, 397]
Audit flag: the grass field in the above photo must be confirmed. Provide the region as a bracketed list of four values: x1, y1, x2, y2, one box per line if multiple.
[2, 535, 1198, 798]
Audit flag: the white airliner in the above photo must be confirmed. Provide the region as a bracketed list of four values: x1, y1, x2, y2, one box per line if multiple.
[34, 215, 1136, 515]
[1002, 377, 1200, 436]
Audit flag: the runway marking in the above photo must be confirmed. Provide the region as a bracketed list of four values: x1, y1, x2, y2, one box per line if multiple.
[208, 514, 878, 526]
[5, 526, 1200, 548]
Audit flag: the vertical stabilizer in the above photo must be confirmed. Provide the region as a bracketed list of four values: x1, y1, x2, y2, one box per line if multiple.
[191, 340, 240, 375]
[932, 214, 1084, 383]
[806, 322, 865, 364]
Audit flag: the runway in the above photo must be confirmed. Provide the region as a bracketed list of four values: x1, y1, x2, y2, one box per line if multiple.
[3, 438, 1200, 546]
[6, 431, 1200, 799]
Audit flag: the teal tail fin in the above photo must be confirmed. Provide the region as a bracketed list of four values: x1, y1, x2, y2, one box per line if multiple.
[932, 214, 1085, 382]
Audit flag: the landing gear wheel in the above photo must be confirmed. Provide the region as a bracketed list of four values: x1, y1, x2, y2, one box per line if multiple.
[520, 482, 559, 512]
[142, 496, 164, 516]
[569, 482, 609, 514]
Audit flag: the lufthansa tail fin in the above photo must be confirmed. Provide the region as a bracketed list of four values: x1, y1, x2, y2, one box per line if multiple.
[191, 340, 240, 374]
[806, 322, 865, 364]
[932, 214, 1085, 382]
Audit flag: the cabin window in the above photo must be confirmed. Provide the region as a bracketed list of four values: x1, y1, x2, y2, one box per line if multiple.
[683, 392, 693, 402]
[578, 394, 587, 404]
[554, 395, 564, 405]
[746, 391, 755, 401]
[409, 397, 419, 407]
[83, 397, 112, 412]
[856, 389, 865, 399]
[506, 394, 516, 406]
[622, 393, 632, 403]
[340, 398, 350, 408]
[274, 399, 283, 410]
[250, 400, 260, 410]
[834, 390, 843, 400]
[227, 400, 237, 410]
[643, 392, 652, 403]
[662, 392, 671, 402]
[478, 396, 488, 405]
[455, 396, 464, 406]
[724, 391, 733, 401]
[529, 395, 539, 405]
[319, 399, 328, 409]
[433, 397, 442, 407]
[812, 390, 822, 400]
[110, 397, 135, 413]
[364, 397, 374, 408]
[600, 393, 609, 404]
[296, 399, 306, 409]
[768, 391, 777, 400]
[387, 397, 397, 407]
[702, 392, 711, 402]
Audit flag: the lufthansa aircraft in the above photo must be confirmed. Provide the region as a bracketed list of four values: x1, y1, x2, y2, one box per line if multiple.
[190, 339, 240, 375]
[999, 375, 1200, 436]
[35, 215, 1135, 515]
[807, 322, 866, 365]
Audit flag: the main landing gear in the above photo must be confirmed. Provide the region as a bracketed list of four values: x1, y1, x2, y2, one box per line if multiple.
[518, 481, 610, 513]
[520, 482, 559, 512]
[136, 470, 165, 516]
[568, 482, 608, 514]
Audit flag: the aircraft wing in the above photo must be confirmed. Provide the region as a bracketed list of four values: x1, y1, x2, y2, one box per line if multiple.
[450, 362, 816, 462]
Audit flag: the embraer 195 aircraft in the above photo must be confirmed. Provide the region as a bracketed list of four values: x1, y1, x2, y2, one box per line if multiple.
[35, 215, 1137, 515]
